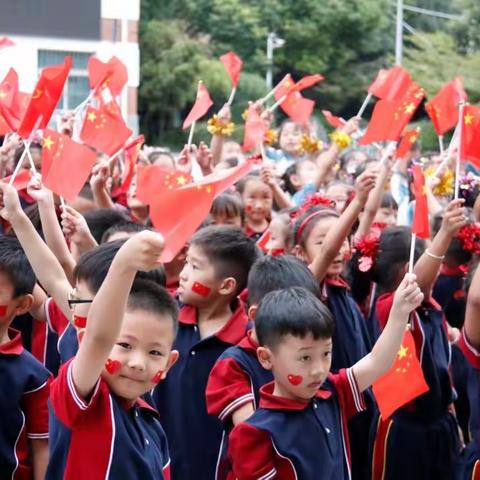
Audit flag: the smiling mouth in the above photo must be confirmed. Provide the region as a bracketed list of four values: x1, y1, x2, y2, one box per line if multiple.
[119, 375, 145, 383]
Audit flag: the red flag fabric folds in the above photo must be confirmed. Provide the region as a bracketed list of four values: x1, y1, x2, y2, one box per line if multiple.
[322, 110, 346, 128]
[242, 105, 268, 152]
[460, 105, 480, 168]
[41, 129, 97, 202]
[182, 83, 213, 130]
[116, 134, 144, 195]
[411, 164, 430, 239]
[219, 52, 243, 87]
[1, 170, 32, 191]
[0, 68, 23, 132]
[396, 128, 421, 159]
[88, 56, 128, 97]
[368, 65, 412, 101]
[17, 57, 72, 138]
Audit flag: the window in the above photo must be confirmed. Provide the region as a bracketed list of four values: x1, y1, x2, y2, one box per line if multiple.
[38, 50, 92, 110]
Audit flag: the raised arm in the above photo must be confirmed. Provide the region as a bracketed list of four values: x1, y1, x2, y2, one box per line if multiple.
[209, 104, 232, 167]
[260, 165, 293, 210]
[309, 170, 376, 282]
[353, 273, 423, 392]
[90, 161, 115, 209]
[71, 231, 164, 398]
[0, 182, 73, 321]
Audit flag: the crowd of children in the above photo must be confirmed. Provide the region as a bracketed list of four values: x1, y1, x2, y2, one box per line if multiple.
[1, 100, 480, 480]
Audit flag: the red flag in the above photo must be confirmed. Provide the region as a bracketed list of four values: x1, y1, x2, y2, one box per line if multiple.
[219, 52, 243, 87]
[360, 82, 425, 145]
[368, 65, 412, 100]
[41, 129, 97, 202]
[256, 229, 271, 252]
[242, 105, 268, 152]
[322, 110, 346, 128]
[0, 37, 15, 50]
[289, 74, 324, 94]
[116, 134, 144, 195]
[411, 164, 430, 239]
[88, 56, 128, 97]
[425, 78, 468, 136]
[1, 170, 32, 191]
[17, 57, 72, 138]
[0, 68, 22, 132]
[136, 166, 192, 205]
[396, 128, 421, 159]
[150, 160, 254, 262]
[373, 329, 429, 419]
[80, 105, 132, 156]
[182, 83, 213, 130]
[460, 105, 480, 168]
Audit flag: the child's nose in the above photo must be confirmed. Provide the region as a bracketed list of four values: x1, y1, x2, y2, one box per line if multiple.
[127, 351, 147, 371]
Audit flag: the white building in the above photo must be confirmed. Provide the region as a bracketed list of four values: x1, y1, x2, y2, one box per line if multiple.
[0, 0, 140, 133]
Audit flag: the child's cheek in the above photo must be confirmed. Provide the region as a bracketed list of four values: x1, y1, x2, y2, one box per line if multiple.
[0, 305, 7, 317]
[287, 374, 303, 386]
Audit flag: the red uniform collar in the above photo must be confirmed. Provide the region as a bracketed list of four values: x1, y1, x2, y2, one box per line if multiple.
[0, 328, 24, 355]
[238, 329, 259, 354]
[324, 276, 350, 289]
[244, 224, 267, 238]
[179, 301, 248, 344]
[440, 264, 466, 277]
[259, 380, 332, 411]
[116, 395, 160, 414]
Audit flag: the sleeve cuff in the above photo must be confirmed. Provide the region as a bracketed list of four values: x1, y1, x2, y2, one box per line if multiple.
[218, 393, 255, 422]
[346, 367, 366, 413]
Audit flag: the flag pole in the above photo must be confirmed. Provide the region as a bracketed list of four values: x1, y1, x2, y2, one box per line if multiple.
[107, 146, 126, 167]
[408, 233, 416, 274]
[187, 121, 196, 150]
[226, 87, 237, 106]
[258, 74, 288, 105]
[259, 142, 267, 164]
[438, 136, 444, 155]
[380, 141, 396, 166]
[23, 141, 38, 174]
[356, 93, 372, 118]
[454, 102, 465, 200]
[268, 94, 287, 113]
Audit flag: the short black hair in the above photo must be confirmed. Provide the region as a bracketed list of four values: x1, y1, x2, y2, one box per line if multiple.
[256, 287, 335, 349]
[247, 255, 320, 306]
[73, 240, 166, 294]
[210, 193, 244, 223]
[290, 205, 339, 247]
[83, 208, 130, 244]
[0, 235, 36, 297]
[190, 225, 259, 296]
[101, 221, 148, 244]
[128, 279, 179, 335]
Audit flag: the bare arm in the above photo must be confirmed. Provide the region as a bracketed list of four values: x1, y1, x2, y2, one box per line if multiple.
[31, 439, 49, 480]
[353, 274, 423, 392]
[29, 284, 48, 322]
[90, 162, 115, 209]
[260, 166, 293, 210]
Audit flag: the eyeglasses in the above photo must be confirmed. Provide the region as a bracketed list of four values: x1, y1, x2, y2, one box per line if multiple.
[67, 288, 93, 311]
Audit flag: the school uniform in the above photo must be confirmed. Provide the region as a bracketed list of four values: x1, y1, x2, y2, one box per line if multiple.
[433, 265, 467, 329]
[31, 317, 61, 375]
[370, 293, 460, 480]
[0, 328, 51, 480]
[322, 277, 375, 480]
[456, 330, 480, 479]
[153, 301, 249, 480]
[229, 368, 366, 480]
[244, 225, 266, 243]
[206, 331, 273, 479]
[47, 359, 171, 480]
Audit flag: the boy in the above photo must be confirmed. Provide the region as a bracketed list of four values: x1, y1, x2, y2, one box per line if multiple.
[153, 225, 258, 480]
[229, 276, 423, 479]
[47, 231, 179, 479]
[0, 235, 51, 479]
[206, 255, 321, 480]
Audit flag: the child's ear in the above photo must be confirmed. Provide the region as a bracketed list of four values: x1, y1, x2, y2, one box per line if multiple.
[162, 350, 179, 380]
[247, 305, 258, 321]
[14, 294, 33, 316]
[219, 277, 237, 297]
[291, 244, 307, 263]
[257, 346, 274, 370]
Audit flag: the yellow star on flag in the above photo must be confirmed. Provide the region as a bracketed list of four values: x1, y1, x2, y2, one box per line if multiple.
[176, 175, 187, 186]
[43, 135, 55, 150]
[397, 344, 408, 359]
[32, 89, 43, 100]
[465, 113, 474, 126]
[409, 135, 418, 144]
[0, 90, 7, 99]
[404, 103, 415, 114]
[87, 111, 97, 122]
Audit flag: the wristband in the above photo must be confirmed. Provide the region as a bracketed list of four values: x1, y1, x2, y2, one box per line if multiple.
[425, 249, 445, 261]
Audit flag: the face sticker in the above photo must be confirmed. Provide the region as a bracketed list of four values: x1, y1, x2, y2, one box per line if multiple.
[0, 305, 7, 317]
[73, 315, 87, 328]
[245, 204, 253, 213]
[151, 370, 164, 384]
[192, 282, 211, 297]
[105, 358, 122, 375]
[287, 374, 303, 386]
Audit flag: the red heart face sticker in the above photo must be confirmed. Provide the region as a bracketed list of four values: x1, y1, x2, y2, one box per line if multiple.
[151, 370, 164, 384]
[0, 305, 8, 317]
[245, 204, 253, 213]
[105, 358, 122, 375]
[73, 315, 87, 328]
[287, 374, 303, 386]
[192, 282, 211, 297]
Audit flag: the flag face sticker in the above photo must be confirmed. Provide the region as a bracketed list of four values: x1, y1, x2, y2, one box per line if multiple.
[192, 282, 211, 297]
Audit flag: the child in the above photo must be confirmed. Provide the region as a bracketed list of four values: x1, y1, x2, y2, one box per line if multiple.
[265, 209, 296, 255]
[209, 193, 244, 228]
[0, 235, 51, 479]
[237, 174, 273, 241]
[206, 255, 321, 479]
[47, 231, 179, 479]
[266, 120, 304, 175]
[153, 225, 258, 480]
[229, 278, 423, 479]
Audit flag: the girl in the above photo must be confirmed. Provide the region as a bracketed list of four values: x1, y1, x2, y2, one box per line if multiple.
[351, 199, 466, 479]
[209, 193, 244, 228]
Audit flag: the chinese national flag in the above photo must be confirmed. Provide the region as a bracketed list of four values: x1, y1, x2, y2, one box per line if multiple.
[242, 105, 268, 152]
[368, 65, 412, 101]
[425, 78, 467, 136]
[256, 229, 271, 252]
[274, 75, 315, 125]
[0, 37, 15, 50]
[116, 134, 144, 194]
[88, 56, 128, 97]
[373, 329, 429, 419]
[322, 110, 346, 128]
[220, 52, 243, 87]
[396, 128, 420, 159]
[360, 82, 424, 145]
[0, 68, 23, 132]
[411, 164, 430, 239]
[289, 74, 324, 94]
[150, 160, 254, 262]
[1, 169, 32, 191]
[80, 105, 132, 156]
[136, 165, 192, 205]
[17, 57, 72, 138]
[41, 129, 97, 202]
[182, 83, 213, 129]
[460, 105, 480, 168]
